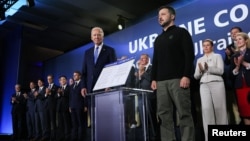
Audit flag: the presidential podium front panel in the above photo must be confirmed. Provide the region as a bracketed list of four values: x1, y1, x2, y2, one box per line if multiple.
[89, 88, 153, 141]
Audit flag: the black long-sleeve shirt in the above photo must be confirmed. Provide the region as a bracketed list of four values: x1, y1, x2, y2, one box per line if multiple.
[151, 25, 195, 81]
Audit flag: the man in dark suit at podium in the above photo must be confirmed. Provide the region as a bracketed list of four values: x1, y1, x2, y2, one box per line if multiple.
[81, 27, 117, 131]
[82, 26, 117, 95]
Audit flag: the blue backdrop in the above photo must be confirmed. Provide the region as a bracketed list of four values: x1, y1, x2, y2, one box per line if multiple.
[44, 0, 250, 85]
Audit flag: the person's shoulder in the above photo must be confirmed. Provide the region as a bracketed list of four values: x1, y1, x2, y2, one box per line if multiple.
[176, 26, 190, 33]
[196, 56, 203, 61]
[103, 45, 115, 51]
[103, 44, 114, 49]
[175, 25, 185, 30]
[213, 53, 223, 58]
[86, 47, 94, 52]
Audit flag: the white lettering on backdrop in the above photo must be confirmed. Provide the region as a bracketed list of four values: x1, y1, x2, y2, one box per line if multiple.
[128, 3, 249, 57]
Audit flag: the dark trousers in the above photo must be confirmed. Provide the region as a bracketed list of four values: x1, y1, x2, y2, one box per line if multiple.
[11, 112, 25, 140]
[57, 111, 71, 140]
[138, 93, 158, 140]
[44, 108, 57, 140]
[35, 111, 46, 139]
[70, 108, 86, 141]
[26, 110, 35, 139]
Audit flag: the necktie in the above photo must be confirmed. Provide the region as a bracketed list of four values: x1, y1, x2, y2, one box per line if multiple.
[74, 82, 78, 89]
[39, 87, 42, 93]
[94, 47, 99, 63]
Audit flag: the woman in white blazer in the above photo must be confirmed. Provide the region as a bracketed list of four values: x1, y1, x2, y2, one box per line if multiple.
[194, 39, 228, 141]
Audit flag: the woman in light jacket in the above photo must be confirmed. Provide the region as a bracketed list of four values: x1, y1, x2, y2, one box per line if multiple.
[194, 39, 228, 141]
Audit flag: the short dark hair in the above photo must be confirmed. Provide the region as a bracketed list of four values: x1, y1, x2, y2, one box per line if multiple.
[59, 75, 67, 80]
[230, 26, 242, 32]
[158, 5, 176, 15]
[37, 78, 45, 83]
[74, 71, 82, 76]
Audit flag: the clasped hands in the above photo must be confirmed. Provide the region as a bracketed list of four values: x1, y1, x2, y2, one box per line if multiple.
[234, 54, 244, 67]
[198, 62, 208, 74]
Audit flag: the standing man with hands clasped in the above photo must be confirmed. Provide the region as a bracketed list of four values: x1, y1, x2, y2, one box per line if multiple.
[151, 6, 195, 141]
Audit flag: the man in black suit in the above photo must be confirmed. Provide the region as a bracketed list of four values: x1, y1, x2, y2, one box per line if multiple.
[56, 75, 71, 141]
[33, 78, 47, 141]
[23, 81, 37, 140]
[69, 71, 87, 141]
[44, 74, 59, 140]
[10, 84, 26, 141]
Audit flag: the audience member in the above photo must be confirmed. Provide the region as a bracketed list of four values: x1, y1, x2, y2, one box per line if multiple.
[33, 78, 46, 141]
[56, 75, 71, 140]
[69, 71, 87, 141]
[135, 54, 159, 141]
[231, 32, 250, 125]
[44, 74, 59, 140]
[224, 26, 242, 124]
[194, 39, 228, 141]
[23, 81, 37, 140]
[10, 84, 26, 141]
[69, 78, 74, 86]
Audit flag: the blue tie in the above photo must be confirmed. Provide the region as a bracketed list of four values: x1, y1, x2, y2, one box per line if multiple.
[94, 47, 99, 63]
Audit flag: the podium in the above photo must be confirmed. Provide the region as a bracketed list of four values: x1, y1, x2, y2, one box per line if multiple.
[88, 87, 154, 141]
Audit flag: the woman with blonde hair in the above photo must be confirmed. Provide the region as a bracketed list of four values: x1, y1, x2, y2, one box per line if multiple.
[194, 39, 228, 141]
[231, 32, 250, 125]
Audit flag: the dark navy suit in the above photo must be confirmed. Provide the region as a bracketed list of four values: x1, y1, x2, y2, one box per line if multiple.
[82, 44, 117, 93]
[26, 89, 36, 139]
[56, 85, 71, 140]
[69, 80, 87, 141]
[34, 86, 46, 140]
[82, 44, 116, 136]
[11, 91, 26, 140]
[44, 84, 59, 140]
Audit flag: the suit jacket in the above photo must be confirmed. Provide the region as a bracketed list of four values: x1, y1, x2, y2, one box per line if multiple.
[26, 89, 36, 112]
[224, 43, 236, 65]
[231, 48, 250, 88]
[56, 85, 70, 112]
[82, 44, 116, 93]
[125, 66, 136, 88]
[135, 65, 153, 90]
[44, 84, 58, 111]
[11, 91, 26, 114]
[69, 80, 86, 109]
[34, 86, 46, 112]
